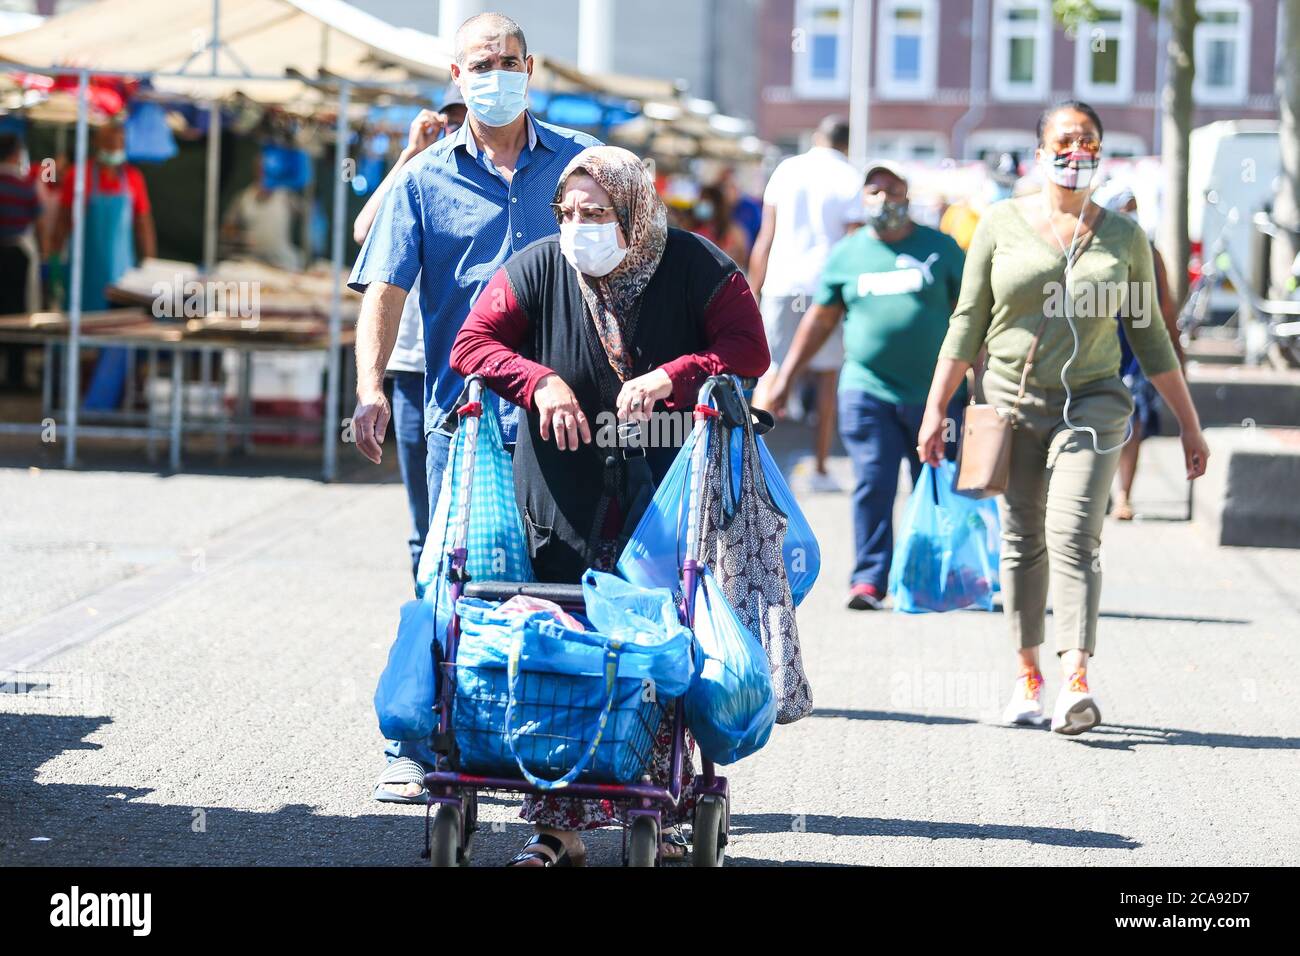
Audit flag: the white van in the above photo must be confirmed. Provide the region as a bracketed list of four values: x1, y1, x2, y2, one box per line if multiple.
[1187, 120, 1281, 315]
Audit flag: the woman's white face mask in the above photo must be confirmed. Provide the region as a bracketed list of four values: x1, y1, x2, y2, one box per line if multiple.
[559, 220, 627, 277]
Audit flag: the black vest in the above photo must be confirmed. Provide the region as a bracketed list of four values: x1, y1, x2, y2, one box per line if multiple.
[502, 227, 737, 582]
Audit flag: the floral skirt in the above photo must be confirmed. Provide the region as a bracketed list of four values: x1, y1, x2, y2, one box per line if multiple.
[519, 712, 697, 831]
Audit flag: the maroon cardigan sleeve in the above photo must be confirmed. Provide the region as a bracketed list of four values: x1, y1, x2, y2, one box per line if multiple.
[657, 271, 772, 409]
[449, 267, 556, 411]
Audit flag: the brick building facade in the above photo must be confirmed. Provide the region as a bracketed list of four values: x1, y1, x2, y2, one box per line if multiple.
[758, 0, 1282, 160]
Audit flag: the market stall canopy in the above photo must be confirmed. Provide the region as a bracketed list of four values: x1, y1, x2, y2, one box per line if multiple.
[0, 0, 454, 107]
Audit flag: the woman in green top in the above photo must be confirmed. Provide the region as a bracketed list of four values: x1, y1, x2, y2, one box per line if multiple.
[918, 101, 1209, 736]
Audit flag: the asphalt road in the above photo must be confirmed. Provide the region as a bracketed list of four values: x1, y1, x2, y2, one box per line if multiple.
[2, 432, 1298, 867]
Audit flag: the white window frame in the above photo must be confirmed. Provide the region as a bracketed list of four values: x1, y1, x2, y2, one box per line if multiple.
[991, 0, 1052, 102]
[876, 0, 938, 100]
[1193, 0, 1251, 106]
[1073, 0, 1135, 104]
[792, 0, 853, 99]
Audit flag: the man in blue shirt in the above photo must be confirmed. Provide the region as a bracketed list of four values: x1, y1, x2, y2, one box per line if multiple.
[349, 12, 599, 802]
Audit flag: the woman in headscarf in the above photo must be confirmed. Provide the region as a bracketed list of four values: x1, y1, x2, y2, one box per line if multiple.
[450, 145, 770, 865]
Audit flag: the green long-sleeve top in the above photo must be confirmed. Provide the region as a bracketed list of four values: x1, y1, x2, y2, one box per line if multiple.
[939, 199, 1180, 388]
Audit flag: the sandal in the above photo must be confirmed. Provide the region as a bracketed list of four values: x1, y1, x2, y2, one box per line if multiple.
[1113, 501, 1135, 521]
[507, 833, 586, 868]
[660, 826, 690, 863]
[371, 756, 429, 804]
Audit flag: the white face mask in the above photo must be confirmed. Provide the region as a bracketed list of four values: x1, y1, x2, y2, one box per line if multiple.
[559, 220, 627, 277]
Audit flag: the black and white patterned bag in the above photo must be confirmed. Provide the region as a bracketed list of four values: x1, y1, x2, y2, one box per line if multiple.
[696, 409, 813, 724]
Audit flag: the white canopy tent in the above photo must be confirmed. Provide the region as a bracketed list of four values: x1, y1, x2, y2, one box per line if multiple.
[0, 0, 766, 476]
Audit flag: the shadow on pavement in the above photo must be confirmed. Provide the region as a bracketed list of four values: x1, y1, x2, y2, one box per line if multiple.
[0, 713, 432, 866]
[729, 812, 1139, 850]
[812, 708, 977, 726]
[0, 713, 661, 867]
[1074, 723, 1300, 752]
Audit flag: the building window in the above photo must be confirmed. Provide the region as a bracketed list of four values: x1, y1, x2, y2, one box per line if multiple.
[877, 0, 937, 99]
[793, 0, 852, 99]
[1073, 1, 1135, 103]
[991, 0, 1052, 102]
[1194, 0, 1251, 105]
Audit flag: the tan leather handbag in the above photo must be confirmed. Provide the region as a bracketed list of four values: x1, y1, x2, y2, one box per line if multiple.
[953, 315, 1048, 499]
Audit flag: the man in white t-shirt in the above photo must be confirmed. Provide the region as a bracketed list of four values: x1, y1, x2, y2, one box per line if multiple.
[749, 115, 862, 490]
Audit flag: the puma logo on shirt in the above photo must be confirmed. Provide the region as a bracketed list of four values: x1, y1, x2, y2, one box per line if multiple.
[856, 252, 940, 297]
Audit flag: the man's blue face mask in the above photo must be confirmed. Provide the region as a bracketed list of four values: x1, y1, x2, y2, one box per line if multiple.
[463, 69, 528, 127]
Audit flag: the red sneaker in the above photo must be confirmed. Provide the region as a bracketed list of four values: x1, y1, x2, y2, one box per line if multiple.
[847, 583, 884, 611]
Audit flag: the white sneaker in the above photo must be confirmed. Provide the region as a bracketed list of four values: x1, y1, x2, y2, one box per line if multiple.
[807, 471, 841, 493]
[1051, 672, 1102, 735]
[1002, 672, 1048, 726]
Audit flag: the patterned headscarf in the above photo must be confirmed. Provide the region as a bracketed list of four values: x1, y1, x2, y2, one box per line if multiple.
[554, 146, 668, 380]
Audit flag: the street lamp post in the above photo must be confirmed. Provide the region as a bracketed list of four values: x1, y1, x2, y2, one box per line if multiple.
[848, 0, 873, 170]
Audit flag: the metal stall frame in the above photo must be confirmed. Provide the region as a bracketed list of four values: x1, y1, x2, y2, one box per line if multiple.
[5, 1, 440, 480]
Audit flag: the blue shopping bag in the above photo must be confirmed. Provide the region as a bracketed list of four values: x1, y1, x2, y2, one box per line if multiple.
[376, 398, 530, 741]
[975, 496, 1002, 593]
[888, 460, 998, 613]
[452, 572, 693, 789]
[616, 424, 701, 594]
[744, 430, 820, 606]
[416, 398, 533, 603]
[617, 419, 821, 606]
[685, 564, 776, 765]
[373, 597, 440, 741]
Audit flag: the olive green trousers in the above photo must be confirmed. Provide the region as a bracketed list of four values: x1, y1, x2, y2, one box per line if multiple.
[982, 371, 1134, 657]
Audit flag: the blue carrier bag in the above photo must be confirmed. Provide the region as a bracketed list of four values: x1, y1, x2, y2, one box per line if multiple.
[451, 571, 692, 790]
[618, 417, 820, 605]
[375, 397, 531, 742]
[684, 564, 776, 764]
[888, 460, 998, 614]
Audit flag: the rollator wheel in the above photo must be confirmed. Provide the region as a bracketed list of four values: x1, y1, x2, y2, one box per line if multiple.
[626, 816, 659, 868]
[429, 804, 461, 868]
[692, 795, 727, 867]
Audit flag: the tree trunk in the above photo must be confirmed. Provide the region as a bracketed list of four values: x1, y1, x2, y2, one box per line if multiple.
[1271, 0, 1300, 298]
[1158, 0, 1196, 309]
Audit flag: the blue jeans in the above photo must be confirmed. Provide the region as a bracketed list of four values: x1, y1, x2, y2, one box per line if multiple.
[382, 422, 452, 771]
[838, 389, 963, 592]
[390, 371, 429, 585]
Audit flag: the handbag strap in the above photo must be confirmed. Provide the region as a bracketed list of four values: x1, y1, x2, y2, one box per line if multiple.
[503, 630, 622, 791]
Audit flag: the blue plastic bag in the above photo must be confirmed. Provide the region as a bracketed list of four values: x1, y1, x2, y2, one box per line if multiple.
[617, 420, 821, 606]
[744, 430, 820, 606]
[124, 102, 177, 163]
[451, 573, 693, 788]
[685, 564, 776, 764]
[616, 425, 700, 594]
[975, 497, 1002, 593]
[373, 597, 439, 741]
[888, 460, 997, 613]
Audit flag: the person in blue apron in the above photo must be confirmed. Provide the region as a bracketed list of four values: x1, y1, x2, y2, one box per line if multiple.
[52, 119, 157, 410]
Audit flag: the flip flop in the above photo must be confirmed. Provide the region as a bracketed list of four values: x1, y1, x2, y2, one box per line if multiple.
[371, 756, 429, 804]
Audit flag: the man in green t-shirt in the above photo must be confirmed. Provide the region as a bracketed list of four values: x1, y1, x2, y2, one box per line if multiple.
[767, 162, 966, 610]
